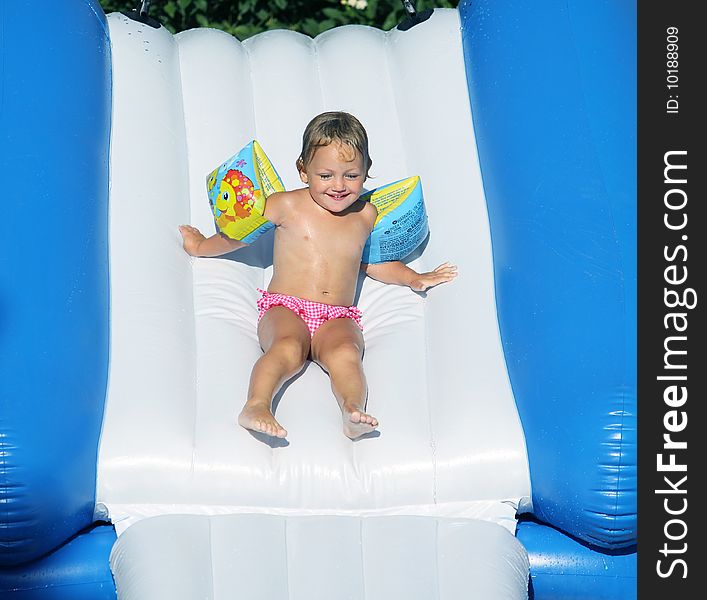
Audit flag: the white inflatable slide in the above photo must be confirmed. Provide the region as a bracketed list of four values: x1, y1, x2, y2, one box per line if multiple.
[96, 7, 531, 599]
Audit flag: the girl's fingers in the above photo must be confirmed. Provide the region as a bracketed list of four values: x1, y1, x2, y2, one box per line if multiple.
[430, 269, 458, 278]
[434, 263, 457, 272]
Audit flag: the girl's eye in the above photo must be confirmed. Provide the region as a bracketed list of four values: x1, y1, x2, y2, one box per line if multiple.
[319, 174, 332, 179]
[345, 174, 360, 179]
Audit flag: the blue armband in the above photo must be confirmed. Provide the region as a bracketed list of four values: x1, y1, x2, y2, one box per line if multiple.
[361, 176, 429, 263]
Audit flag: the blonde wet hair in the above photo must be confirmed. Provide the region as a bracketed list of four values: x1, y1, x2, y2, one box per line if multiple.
[296, 111, 373, 178]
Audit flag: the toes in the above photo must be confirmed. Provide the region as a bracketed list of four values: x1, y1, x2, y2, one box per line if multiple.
[344, 406, 379, 436]
[346, 409, 379, 427]
[256, 419, 275, 436]
[239, 408, 288, 439]
[354, 412, 376, 425]
[253, 417, 286, 438]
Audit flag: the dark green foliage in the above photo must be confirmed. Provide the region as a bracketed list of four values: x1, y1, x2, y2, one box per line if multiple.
[99, 0, 459, 39]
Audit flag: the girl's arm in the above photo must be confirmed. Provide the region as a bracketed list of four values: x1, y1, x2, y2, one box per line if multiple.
[179, 191, 287, 258]
[361, 261, 458, 292]
[179, 225, 248, 257]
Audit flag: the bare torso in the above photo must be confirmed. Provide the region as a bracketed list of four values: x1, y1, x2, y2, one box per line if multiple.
[264, 188, 377, 306]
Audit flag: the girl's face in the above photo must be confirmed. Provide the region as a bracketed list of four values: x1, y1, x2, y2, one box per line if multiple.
[299, 142, 366, 213]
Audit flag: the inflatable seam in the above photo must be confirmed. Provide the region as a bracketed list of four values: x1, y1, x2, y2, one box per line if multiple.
[240, 40, 281, 473]
[382, 29, 411, 179]
[283, 519, 291, 597]
[421, 297, 437, 506]
[240, 40, 266, 304]
[94, 118, 114, 520]
[478, 148, 534, 513]
[459, 12, 534, 513]
[175, 38, 202, 478]
[359, 519, 367, 598]
[433, 519, 441, 599]
[82, 0, 111, 40]
[313, 37, 328, 108]
[241, 40, 260, 147]
[382, 23, 437, 504]
[207, 517, 216, 598]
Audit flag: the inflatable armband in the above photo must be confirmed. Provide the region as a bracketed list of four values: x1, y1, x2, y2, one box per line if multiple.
[361, 176, 429, 263]
[206, 140, 284, 243]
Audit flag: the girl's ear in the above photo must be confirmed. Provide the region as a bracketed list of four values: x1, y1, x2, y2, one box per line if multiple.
[296, 157, 308, 183]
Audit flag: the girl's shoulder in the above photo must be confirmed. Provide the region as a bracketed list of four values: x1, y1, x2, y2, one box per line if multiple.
[263, 189, 306, 224]
[358, 197, 378, 224]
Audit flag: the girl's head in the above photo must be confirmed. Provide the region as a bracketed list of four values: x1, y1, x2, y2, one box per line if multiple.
[297, 112, 373, 213]
[296, 111, 373, 178]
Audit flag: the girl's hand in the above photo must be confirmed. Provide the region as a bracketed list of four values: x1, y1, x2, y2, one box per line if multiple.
[410, 262, 458, 291]
[179, 225, 207, 256]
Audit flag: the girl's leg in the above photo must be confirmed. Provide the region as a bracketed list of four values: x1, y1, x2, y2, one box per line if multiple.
[238, 306, 311, 438]
[310, 318, 378, 439]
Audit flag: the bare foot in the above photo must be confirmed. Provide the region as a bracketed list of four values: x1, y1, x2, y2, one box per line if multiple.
[238, 401, 288, 438]
[342, 402, 378, 439]
[178, 225, 205, 256]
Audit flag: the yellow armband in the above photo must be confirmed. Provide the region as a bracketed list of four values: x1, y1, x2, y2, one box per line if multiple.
[206, 140, 284, 243]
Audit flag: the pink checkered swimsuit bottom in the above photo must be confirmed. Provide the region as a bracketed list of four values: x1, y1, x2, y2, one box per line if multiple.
[256, 288, 364, 337]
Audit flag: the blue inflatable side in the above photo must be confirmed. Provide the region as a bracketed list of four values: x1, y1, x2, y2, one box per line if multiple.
[0, 524, 116, 599]
[0, 0, 112, 572]
[459, 0, 636, 550]
[517, 521, 636, 600]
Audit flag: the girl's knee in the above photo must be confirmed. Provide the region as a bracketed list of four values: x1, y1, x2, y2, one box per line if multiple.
[269, 335, 309, 369]
[321, 341, 363, 368]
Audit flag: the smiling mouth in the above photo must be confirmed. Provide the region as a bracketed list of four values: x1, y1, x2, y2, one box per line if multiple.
[327, 193, 349, 200]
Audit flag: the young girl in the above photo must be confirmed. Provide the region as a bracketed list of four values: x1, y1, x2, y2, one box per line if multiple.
[179, 112, 457, 440]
